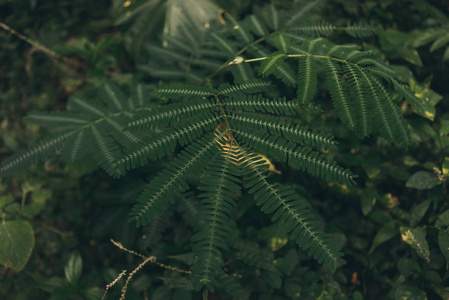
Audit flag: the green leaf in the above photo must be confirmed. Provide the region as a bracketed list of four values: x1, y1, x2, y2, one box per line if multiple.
[400, 226, 430, 262]
[64, 251, 82, 284]
[0, 195, 14, 208]
[410, 200, 430, 226]
[0, 220, 35, 271]
[369, 222, 398, 253]
[361, 187, 376, 216]
[406, 171, 441, 190]
[438, 230, 449, 268]
[436, 210, 449, 228]
[395, 284, 427, 300]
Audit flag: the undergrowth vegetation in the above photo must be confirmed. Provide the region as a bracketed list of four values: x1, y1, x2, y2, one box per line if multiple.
[1, 0, 449, 299]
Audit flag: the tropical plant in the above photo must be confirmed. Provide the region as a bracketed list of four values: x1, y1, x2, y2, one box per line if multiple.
[0, 0, 435, 297]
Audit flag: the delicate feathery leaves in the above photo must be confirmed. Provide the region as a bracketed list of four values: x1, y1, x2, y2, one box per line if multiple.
[217, 80, 272, 96]
[258, 52, 288, 78]
[342, 63, 372, 138]
[240, 155, 345, 271]
[25, 111, 90, 127]
[223, 95, 301, 116]
[371, 77, 411, 147]
[234, 129, 357, 185]
[262, 4, 280, 31]
[129, 134, 220, 227]
[297, 54, 318, 106]
[99, 81, 129, 112]
[67, 95, 106, 117]
[112, 113, 222, 174]
[155, 85, 216, 99]
[288, 21, 336, 37]
[227, 113, 336, 150]
[272, 33, 291, 53]
[245, 14, 268, 36]
[0, 130, 78, 177]
[104, 116, 141, 144]
[126, 99, 217, 130]
[191, 151, 242, 291]
[208, 32, 237, 56]
[345, 22, 377, 38]
[250, 46, 296, 86]
[60, 130, 89, 162]
[231, 63, 257, 83]
[130, 84, 152, 108]
[89, 125, 123, 178]
[324, 58, 357, 132]
[284, 0, 325, 28]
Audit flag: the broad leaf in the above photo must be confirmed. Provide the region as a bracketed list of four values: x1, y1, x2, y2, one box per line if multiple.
[406, 171, 441, 190]
[0, 220, 35, 271]
[64, 251, 83, 284]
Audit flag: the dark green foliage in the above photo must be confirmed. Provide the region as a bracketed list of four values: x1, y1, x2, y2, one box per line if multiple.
[3, 0, 446, 299]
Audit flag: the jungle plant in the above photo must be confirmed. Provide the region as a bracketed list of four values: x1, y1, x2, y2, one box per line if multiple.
[0, 0, 431, 295]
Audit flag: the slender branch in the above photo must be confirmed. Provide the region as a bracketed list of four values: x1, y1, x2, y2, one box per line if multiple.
[0, 21, 87, 70]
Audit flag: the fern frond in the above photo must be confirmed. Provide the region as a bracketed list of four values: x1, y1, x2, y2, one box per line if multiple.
[233, 129, 356, 185]
[99, 81, 129, 112]
[60, 130, 89, 162]
[345, 22, 377, 38]
[371, 77, 411, 146]
[342, 63, 372, 138]
[113, 113, 222, 174]
[274, 61, 297, 86]
[128, 134, 220, 227]
[246, 14, 268, 36]
[25, 111, 90, 127]
[231, 63, 257, 83]
[130, 84, 152, 108]
[208, 32, 237, 56]
[191, 152, 241, 291]
[324, 58, 357, 131]
[104, 116, 140, 144]
[68, 95, 106, 117]
[272, 33, 291, 53]
[89, 125, 123, 177]
[139, 65, 188, 80]
[0, 130, 78, 177]
[126, 100, 217, 130]
[223, 95, 301, 115]
[287, 21, 336, 37]
[240, 154, 345, 271]
[155, 86, 216, 99]
[297, 54, 318, 106]
[258, 52, 288, 78]
[284, 0, 325, 28]
[217, 80, 272, 96]
[250, 46, 296, 86]
[262, 4, 280, 31]
[228, 113, 336, 149]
